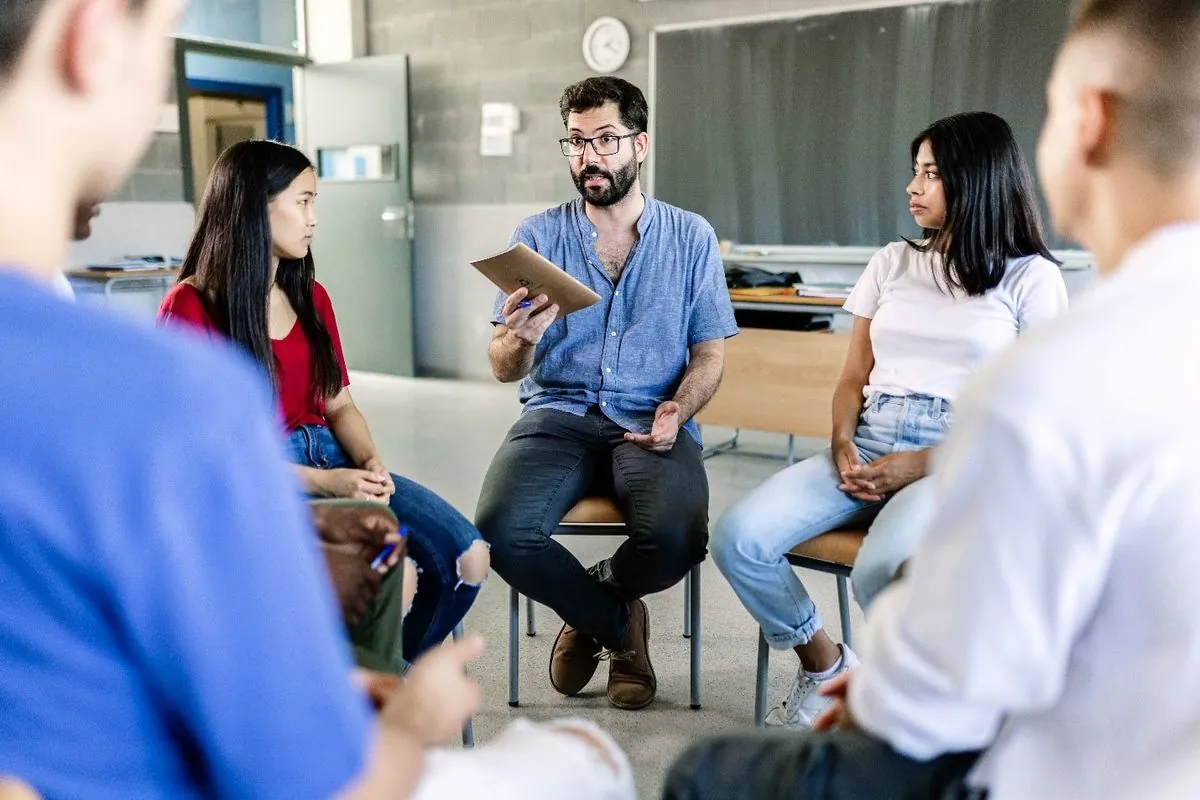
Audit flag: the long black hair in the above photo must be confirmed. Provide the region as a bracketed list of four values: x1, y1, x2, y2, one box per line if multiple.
[178, 139, 342, 400]
[907, 112, 1059, 296]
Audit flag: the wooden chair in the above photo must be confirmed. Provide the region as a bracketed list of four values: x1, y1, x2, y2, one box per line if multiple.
[508, 496, 702, 710]
[753, 528, 867, 725]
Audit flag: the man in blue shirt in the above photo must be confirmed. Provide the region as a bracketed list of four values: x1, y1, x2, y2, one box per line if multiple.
[476, 77, 738, 711]
[0, 1, 467, 797]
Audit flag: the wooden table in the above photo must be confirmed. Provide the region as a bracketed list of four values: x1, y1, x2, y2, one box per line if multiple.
[65, 267, 179, 299]
[698, 327, 851, 462]
[728, 289, 848, 315]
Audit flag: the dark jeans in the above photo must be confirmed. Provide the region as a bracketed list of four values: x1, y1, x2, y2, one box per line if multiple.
[663, 728, 984, 800]
[475, 407, 709, 650]
[285, 424, 483, 664]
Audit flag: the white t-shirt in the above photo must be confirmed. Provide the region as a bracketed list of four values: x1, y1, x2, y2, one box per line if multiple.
[842, 242, 1068, 402]
[850, 223, 1200, 799]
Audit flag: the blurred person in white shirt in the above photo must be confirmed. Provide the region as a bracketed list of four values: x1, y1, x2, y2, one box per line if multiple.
[665, 1, 1200, 797]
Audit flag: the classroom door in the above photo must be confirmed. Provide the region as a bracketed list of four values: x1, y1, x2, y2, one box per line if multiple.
[299, 55, 415, 376]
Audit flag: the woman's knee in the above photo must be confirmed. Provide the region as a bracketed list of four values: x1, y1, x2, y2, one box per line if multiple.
[457, 539, 491, 585]
[709, 500, 769, 572]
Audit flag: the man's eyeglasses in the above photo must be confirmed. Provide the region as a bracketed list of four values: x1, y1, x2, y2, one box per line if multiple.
[559, 133, 640, 158]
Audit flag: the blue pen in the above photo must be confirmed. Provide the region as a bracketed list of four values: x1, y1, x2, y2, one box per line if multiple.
[517, 299, 533, 309]
[371, 524, 410, 571]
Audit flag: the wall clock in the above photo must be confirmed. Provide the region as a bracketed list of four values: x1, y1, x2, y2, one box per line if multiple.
[583, 17, 631, 74]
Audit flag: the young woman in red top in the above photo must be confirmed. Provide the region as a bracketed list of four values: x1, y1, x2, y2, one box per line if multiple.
[159, 140, 488, 668]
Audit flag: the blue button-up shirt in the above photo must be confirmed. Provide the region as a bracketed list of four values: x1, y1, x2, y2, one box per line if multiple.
[492, 196, 738, 442]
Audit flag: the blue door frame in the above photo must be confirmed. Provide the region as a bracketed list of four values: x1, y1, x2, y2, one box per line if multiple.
[186, 78, 285, 142]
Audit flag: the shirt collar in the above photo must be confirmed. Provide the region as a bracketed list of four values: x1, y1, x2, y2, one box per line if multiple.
[574, 193, 655, 238]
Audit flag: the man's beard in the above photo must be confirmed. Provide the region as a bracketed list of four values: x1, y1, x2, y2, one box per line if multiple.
[572, 158, 639, 207]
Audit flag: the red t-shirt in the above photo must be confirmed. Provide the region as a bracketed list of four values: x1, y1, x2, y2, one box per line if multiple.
[158, 281, 351, 431]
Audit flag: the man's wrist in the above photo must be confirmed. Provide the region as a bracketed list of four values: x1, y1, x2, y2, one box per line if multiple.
[505, 329, 535, 351]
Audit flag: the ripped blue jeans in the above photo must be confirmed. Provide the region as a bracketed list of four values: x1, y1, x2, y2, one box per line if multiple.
[286, 424, 483, 661]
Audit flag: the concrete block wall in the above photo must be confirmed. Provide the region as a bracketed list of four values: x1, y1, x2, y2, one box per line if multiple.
[368, 0, 859, 207]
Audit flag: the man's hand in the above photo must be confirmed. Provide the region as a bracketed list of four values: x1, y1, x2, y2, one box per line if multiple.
[311, 500, 401, 551]
[839, 450, 930, 503]
[811, 670, 859, 732]
[381, 634, 484, 747]
[315, 468, 392, 503]
[624, 401, 682, 452]
[502, 287, 559, 347]
[353, 668, 402, 712]
[323, 543, 385, 626]
[360, 457, 396, 495]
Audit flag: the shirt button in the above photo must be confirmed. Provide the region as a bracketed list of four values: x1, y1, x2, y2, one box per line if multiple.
[592, 232, 598, 238]
[601, 401, 607, 407]
[606, 367, 612, 373]
[610, 331, 617, 337]
[614, 290, 620, 296]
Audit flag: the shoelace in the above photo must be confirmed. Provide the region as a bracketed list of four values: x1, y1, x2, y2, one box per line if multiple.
[780, 673, 820, 711]
[596, 648, 635, 662]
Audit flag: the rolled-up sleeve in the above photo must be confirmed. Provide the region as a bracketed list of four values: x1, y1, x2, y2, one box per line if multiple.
[686, 224, 738, 346]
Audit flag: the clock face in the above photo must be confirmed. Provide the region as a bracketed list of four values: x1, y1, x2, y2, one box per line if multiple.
[583, 17, 630, 74]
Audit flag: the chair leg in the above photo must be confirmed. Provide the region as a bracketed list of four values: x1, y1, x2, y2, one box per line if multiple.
[689, 563, 702, 709]
[452, 622, 475, 748]
[508, 585, 520, 708]
[754, 629, 769, 726]
[683, 569, 692, 638]
[525, 595, 537, 637]
[787, 434, 796, 466]
[837, 575, 853, 649]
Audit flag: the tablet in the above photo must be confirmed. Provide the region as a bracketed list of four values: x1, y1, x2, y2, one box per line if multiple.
[472, 243, 601, 317]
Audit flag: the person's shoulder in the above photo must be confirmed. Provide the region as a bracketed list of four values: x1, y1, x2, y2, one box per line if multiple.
[1003, 253, 1064, 286]
[312, 279, 333, 307]
[649, 198, 716, 238]
[865, 240, 910, 274]
[24, 290, 269, 429]
[518, 201, 577, 234]
[158, 280, 209, 320]
[161, 280, 202, 305]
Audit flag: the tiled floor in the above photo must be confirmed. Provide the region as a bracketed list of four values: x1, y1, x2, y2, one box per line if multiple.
[351, 372, 865, 798]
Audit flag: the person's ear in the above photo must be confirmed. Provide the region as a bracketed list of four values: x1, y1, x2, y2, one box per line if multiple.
[1080, 87, 1117, 169]
[60, 0, 124, 95]
[634, 131, 650, 164]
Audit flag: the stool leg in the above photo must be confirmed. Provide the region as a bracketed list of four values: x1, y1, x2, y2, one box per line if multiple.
[683, 569, 692, 639]
[452, 623, 475, 748]
[755, 629, 769, 726]
[689, 564, 701, 709]
[525, 595, 537, 637]
[508, 585, 520, 708]
[787, 434, 796, 466]
[837, 575, 853, 649]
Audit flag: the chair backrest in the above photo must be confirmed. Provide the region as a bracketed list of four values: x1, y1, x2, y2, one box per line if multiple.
[696, 329, 850, 438]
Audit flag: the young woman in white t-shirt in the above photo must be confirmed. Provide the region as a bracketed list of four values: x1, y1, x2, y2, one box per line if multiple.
[711, 111, 1069, 729]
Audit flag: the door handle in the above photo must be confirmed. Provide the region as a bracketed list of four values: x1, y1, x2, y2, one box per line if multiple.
[381, 203, 415, 240]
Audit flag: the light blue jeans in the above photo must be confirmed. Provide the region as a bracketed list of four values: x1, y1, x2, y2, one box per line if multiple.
[711, 393, 952, 650]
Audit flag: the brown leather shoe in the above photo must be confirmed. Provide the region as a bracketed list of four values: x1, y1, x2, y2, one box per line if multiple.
[549, 623, 602, 696]
[606, 599, 657, 710]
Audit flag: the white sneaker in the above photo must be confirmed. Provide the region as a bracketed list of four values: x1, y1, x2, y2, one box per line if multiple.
[764, 645, 860, 729]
